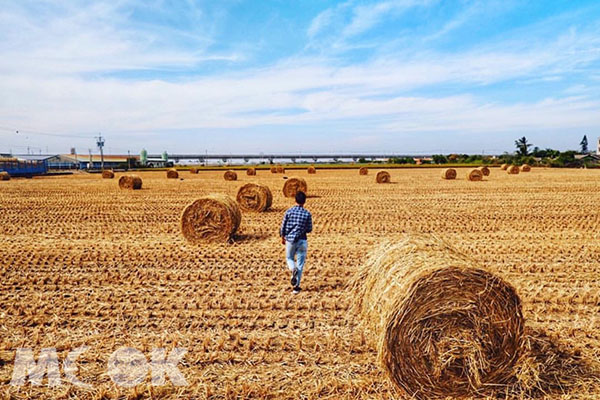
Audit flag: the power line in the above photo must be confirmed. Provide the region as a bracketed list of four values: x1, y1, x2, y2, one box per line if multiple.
[0, 125, 93, 139]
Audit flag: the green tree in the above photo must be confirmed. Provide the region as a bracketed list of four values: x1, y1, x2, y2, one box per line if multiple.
[580, 135, 589, 153]
[515, 137, 532, 156]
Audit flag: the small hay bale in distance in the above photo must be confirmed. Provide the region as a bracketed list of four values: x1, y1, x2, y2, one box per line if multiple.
[270, 166, 277, 174]
[102, 170, 115, 179]
[479, 165, 490, 176]
[441, 168, 457, 180]
[359, 167, 368, 175]
[283, 177, 307, 198]
[376, 171, 391, 183]
[276, 165, 285, 173]
[246, 167, 256, 176]
[521, 164, 531, 172]
[118, 175, 142, 190]
[507, 165, 520, 175]
[236, 183, 272, 212]
[307, 166, 316, 174]
[190, 167, 199, 174]
[0, 171, 10, 181]
[167, 169, 179, 179]
[181, 194, 241, 244]
[501, 164, 509, 170]
[351, 235, 524, 399]
[224, 170, 238, 181]
[467, 168, 483, 181]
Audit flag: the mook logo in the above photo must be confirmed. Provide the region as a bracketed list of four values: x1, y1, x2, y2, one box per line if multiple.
[10, 346, 188, 388]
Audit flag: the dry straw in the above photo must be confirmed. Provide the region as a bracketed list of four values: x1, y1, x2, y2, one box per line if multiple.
[276, 166, 285, 173]
[224, 170, 238, 181]
[508, 165, 520, 175]
[0, 171, 10, 181]
[167, 169, 179, 179]
[479, 166, 490, 176]
[246, 167, 256, 176]
[181, 194, 241, 243]
[376, 171, 391, 183]
[521, 164, 531, 172]
[236, 183, 272, 212]
[283, 177, 307, 198]
[467, 168, 483, 181]
[501, 164, 509, 170]
[359, 167, 368, 175]
[118, 175, 142, 190]
[441, 168, 457, 180]
[307, 166, 316, 174]
[102, 170, 114, 179]
[351, 235, 524, 399]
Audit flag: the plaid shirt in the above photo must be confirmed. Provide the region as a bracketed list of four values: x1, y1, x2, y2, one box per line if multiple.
[280, 205, 312, 243]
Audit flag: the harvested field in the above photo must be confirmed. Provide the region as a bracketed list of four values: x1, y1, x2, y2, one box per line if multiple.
[1, 167, 600, 399]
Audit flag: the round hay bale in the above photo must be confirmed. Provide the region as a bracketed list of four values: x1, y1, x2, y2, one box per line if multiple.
[479, 166, 490, 176]
[246, 167, 256, 176]
[359, 167, 368, 175]
[181, 194, 241, 244]
[351, 235, 524, 399]
[441, 168, 457, 180]
[0, 171, 10, 181]
[376, 171, 391, 183]
[521, 164, 531, 172]
[282, 177, 307, 198]
[501, 164, 509, 170]
[307, 166, 316, 174]
[270, 166, 277, 174]
[167, 169, 179, 179]
[276, 166, 285, 174]
[190, 167, 199, 174]
[507, 165, 520, 175]
[102, 170, 115, 179]
[236, 183, 272, 212]
[224, 170, 238, 181]
[118, 175, 142, 190]
[467, 168, 483, 181]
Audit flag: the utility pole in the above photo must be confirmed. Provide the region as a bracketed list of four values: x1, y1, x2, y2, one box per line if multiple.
[96, 134, 105, 170]
[88, 149, 92, 170]
[127, 150, 131, 170]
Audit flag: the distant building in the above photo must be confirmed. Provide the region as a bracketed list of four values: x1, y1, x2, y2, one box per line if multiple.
[58, 154, 139, 169]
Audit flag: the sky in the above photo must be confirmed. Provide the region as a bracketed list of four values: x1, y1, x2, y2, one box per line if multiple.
[0, 0, 599, 155]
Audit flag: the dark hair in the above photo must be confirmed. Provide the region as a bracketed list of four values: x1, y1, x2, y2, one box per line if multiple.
[295, 191, 306, 205]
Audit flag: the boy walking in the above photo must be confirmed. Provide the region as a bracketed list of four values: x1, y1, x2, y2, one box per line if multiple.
[280, 191, 312, 294]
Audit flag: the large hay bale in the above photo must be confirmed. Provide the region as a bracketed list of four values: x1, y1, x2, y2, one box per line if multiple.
[190, 167, 199, 174]
[467, 168, 483, 181]
[521, 164, 531, 172]
[441, 168, 457, 180]
[283, 177, 307, 198]
[507, 165, 520, 175]
[276, 166, 285, 173]
[167, 169, 179, 179]
[236, 183, 272, 212]
[0, 171, 10, 181]
[307, 166, 316, 174]
[118, 175, 142, 190]
[479, 166, 490, 176]
[351, 235, 524, 399]
[376, 171, 391, 183]
[270, 166, 277, 174]
[102, 170, 115, 179]
[246, 167, 256, 176]
[224, 170, 238, 181]
[501, 164, 509, 170]
[181, 194, 241, 244]
[359, 167, 368, 175]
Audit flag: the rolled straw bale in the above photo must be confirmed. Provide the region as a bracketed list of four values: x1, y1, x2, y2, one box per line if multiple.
[479, 166, 490, 176]
[376, 171, 391, 183]
[0, 171, 10, 181]
[236, 183, 272, 212]
[441, 168, 457, 180]
[521, 164, 531, 172]
[283, 177, 307, 198]
[246, 167, 256, 176]
[181, 194, 241, 244]
[190, 167, 199, 174]
[507, 165, 520, 175]
[102, 170, 115, 179]
[501, 164, 509, 170]
[307, 166, 316, 174]
[467, 168, 483, 181]
[118, 175, 142, 190]
[224, 170, 238, 181]
[359, 167, 368, 175]
[270, 166, 277, 174]
[276, 166, 285, 173]
[167, 169, 179, 179]
[351, 235, 524, 399]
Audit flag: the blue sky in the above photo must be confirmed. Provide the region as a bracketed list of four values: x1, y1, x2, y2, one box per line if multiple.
[0, 0, 599, 154]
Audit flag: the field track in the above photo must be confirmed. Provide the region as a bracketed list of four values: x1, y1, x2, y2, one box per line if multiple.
[1, 168, 599, 399]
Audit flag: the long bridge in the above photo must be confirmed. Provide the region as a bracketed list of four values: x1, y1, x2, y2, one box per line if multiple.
[148, 153, 431, 163]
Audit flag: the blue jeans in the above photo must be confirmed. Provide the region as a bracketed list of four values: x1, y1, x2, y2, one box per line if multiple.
[285, 239, 307, 287]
